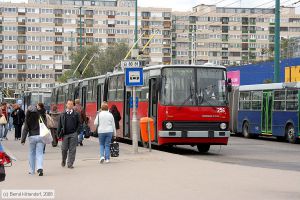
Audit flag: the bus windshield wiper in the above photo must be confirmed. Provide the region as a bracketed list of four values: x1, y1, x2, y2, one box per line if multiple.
[179, 85, 196, 107]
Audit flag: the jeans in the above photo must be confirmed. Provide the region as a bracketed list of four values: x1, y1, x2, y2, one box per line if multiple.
[28, 135, 45, 174]
[78, 130, 84, 143]
[0, 124, 8, 139]
[98, 132, 113, 160]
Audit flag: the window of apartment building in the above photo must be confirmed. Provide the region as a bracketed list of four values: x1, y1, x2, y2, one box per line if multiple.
[54, 55, 63, 61]
[27, 8, 39, 13]
[289, 27, 300, 32]
[4, 45, 17, 51]
[27, 27, 41, 32]
[41, 27, 54, 32]
[4, 64, 17, 69]
[41, 55, 53, 61]
[177, 51, 188, 56]
[4, 26, 17, 32]
[27, 36, 40, 42]
[151, 47, 162, 53]
[41, 64, 54, 69]
[4, 54, 17, 60]
[4, 74, 17, 79]
[27, 64, 39, 69]
[41, 18, 54, 23]
[27, 55, 40, 60]
[27, 46, 40, 51]
[116, 20, 129, 25]
[27, 18, 40, 23]
[4, 17, 16, 22]
[41, 9, 53, 14]
[4, 7, 16, 13]
[41, 46, 53, 51]
[94, 38, 102, 43]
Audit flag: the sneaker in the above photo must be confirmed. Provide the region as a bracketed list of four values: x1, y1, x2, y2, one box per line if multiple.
[100, 157, 105, 164]
[61, 161, 66, 167]
[37, 169, 43, 176]
[105, 160, 110, 163]
[79, 142, 83, 146]
[67, 165, 74, 169]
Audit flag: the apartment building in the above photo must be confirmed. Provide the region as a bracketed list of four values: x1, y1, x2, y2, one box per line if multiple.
[172, 4, 300, 66]
[0, 0, 172, 93]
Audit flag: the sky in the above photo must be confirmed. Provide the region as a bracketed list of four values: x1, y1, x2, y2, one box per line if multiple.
[4, 0, 300, 12]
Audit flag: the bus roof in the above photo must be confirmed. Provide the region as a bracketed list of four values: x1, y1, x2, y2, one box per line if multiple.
[144, 64, 226, 71]
[239, 82, 300, 91]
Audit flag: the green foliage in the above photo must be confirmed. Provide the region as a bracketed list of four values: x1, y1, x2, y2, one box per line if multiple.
[58, 43, 129, 83]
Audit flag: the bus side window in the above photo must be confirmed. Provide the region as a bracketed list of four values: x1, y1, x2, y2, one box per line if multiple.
[108, 76, 117, 101]
[117, 75, 124, 101]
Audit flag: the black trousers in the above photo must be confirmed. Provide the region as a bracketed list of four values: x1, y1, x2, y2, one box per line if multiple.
[14, 124, 22, 139]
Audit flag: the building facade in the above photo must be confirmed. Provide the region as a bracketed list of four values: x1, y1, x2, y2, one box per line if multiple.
[0, 1, 300, 94]
[0, 0, 172, 94]
[172, 5, 300, 66]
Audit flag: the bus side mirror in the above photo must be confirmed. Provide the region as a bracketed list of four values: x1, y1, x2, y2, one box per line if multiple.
[227, 78, 232, 93]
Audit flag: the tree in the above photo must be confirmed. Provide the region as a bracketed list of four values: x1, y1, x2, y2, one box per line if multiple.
[58, 43, 129, 83]
[93, 43, 129, 75]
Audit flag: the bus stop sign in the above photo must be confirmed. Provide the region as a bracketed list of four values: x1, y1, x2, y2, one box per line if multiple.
[125, 68, 143, 86]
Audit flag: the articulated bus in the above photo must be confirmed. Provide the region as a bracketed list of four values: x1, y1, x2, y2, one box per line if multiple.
[230, 82, 300, 143]
[51, 64, 231, 152]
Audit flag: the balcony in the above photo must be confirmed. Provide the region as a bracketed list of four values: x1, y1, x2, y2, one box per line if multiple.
[18, 59, 26, 62]
[55, 14, 63, 18]
[18, 22, 26, 26]
[85, 14, 93, 18]
[86, 33, 93, 37]
[55, 41, 63, 45]
[55, 32, 63, 35]
[108, 15, 115, 19]
[18, 50, 26, 53]
[55, 22, 63, 26]
[18, 30, 26, 35]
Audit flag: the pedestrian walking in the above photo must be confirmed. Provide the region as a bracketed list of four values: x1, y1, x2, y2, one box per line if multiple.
[74, 99, 87, 146]
[94, 102, 117, 164]
[11, 104, 25, 140]
[7, 104, 14, 132]
[21, 106, 45, 176]
[48, 106, 61, 147]
[57, 99, 80, 169]
[109, 105, 121, 137]
[37, 103, 47, 153]
[0, 102, 8, 141]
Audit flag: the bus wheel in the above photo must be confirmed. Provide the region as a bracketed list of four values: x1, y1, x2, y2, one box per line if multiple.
[242, 121, 251, 138]
[286, 124, 297, 144]
[197, 145, 210, 153]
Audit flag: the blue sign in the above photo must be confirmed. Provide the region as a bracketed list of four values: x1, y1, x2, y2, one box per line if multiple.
[129, 97, 139, 108]
[125, 68, 144, 87]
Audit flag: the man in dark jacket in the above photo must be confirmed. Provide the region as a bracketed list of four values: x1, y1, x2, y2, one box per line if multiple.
[57, 99, 80, 169]
[11, 104, 25, 140]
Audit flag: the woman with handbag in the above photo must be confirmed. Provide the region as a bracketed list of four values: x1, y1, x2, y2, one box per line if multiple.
[21, 105, 45, 176]
[11, 104, 25, 140]
[48, 105, 61, 147]
[94, 102, 116, 164]
[0, 102, 9, 141]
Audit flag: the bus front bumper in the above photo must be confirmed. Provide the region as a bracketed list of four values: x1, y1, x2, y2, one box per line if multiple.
[159, 130, 230, 138]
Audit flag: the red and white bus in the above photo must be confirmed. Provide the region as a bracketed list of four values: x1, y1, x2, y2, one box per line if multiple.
[51, 64, 231, 152]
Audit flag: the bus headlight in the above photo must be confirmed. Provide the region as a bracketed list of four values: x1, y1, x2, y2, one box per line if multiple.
[220, 123, 227, 130]
[165, 122, 173, 130]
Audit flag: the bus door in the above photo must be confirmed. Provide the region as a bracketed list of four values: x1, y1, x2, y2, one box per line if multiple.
[96, 84, 103, 111]
[74, 87, 80, 101]
[149, 78, 158, 142]
[123, 89, 131, 138]
[81, 86, 87, 110]
[262, 91, 273, 134]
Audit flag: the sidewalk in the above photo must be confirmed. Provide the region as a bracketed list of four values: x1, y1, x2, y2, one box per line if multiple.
[1, 131, 300, 200]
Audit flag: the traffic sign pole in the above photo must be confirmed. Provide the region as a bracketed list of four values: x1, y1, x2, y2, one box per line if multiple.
[132, 86, 138, 153]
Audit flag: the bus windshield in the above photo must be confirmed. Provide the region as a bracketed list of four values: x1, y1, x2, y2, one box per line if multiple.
[161, 67, 227, 106]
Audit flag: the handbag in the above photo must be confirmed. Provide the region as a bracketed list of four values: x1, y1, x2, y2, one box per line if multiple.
[110, 141, 119, 157]
[0, 115, 7, 125]
[46, 114, 55, 129]
[83, 123, 92, 139]
[39, 117, 53, 144]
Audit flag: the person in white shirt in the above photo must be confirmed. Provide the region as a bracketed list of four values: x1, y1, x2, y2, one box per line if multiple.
[94, 102, 116, 164]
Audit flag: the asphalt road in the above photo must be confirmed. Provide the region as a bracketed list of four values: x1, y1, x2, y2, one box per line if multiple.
[163, 136, 300, 172]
